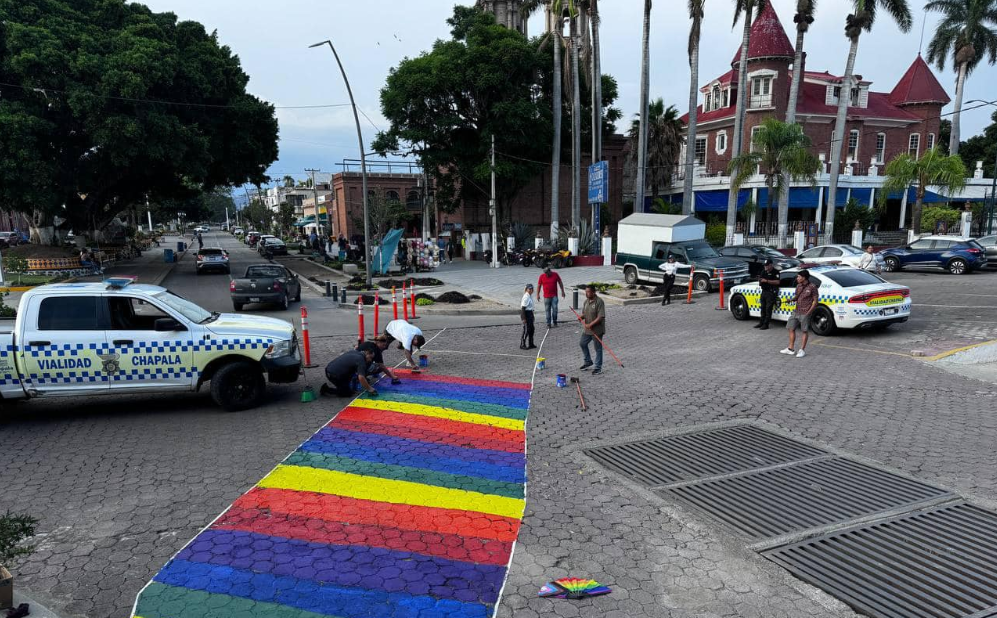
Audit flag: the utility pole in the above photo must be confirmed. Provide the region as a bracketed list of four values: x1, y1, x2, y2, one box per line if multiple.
[306, 168, 322, 240]
[491, 134, 499, 269]
[146, 195, 153, 233]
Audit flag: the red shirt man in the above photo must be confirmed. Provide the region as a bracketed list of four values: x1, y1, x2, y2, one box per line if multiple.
[536, 267, 566, 327]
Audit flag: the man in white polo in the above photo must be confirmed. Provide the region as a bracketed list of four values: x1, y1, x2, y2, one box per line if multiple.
[384, 319, 427, 369]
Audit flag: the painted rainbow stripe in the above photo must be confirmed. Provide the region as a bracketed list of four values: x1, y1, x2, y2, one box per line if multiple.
[132, 370, 531, 618]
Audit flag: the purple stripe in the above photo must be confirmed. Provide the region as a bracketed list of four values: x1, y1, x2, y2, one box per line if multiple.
[179, 528, 506, 604]
[312, 427, 526, 468]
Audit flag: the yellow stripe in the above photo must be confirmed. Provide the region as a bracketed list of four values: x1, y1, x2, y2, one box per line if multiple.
[258, 465, 525, 519]
[923, 338, 997, 361]
[355, 398, 525, 431]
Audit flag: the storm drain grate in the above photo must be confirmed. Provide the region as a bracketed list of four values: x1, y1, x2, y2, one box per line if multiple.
[764, 502, 997, 618]
[661, 458, 952, 540]
[583, 425, 826, 487]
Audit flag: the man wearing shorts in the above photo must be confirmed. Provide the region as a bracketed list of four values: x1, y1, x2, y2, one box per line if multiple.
[781, 269, 818, 358]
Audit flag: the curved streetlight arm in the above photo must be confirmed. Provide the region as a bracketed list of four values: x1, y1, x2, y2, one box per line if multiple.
[310, 39, 372, 288]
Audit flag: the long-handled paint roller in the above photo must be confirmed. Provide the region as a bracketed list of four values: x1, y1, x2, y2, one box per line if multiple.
[569, 376, 587, 411]
[567, 306, 625, 368]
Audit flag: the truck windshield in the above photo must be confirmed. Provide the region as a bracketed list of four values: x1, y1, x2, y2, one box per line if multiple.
[155, 291, 212, 323]
[682, 241, 721, 260]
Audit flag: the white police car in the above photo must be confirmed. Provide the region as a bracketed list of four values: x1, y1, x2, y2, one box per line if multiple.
[727, 265, 911, 336]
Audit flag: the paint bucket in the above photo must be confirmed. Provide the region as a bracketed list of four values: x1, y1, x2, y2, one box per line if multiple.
[300, 386, 316, 403]
[419, 354, 429, 368]
[536, 357, 546, 370]
[556, 374, 567, 388]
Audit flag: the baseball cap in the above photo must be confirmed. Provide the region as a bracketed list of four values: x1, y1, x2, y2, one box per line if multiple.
[525, 283, 534, 290]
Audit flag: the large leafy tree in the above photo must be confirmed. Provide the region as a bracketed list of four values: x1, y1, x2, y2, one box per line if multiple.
[373, 7, 551, 223]
[958, 109, 996, 171]
[628, 100, 683, 204]
[728, 119, 821, 234]
[881, 147, 967, 233]
[925, 0, 997, 156]
[0, 0, 278, 244]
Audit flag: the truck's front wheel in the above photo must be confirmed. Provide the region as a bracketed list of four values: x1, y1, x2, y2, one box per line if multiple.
[623, 266, 638, 285]
[211, 361, 266, 411]
[694, 274, 711, 292]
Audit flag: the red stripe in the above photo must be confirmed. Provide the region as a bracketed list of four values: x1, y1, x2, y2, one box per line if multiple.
[395, 370, 531, 391]
[333, 407, 525, 447]
[214, 506, 514, 566]
[233, 488, 522, 542]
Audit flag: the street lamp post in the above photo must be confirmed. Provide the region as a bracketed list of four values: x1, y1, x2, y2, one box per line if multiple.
[967, 100, 997, 235]
[310, 40, 372, 288]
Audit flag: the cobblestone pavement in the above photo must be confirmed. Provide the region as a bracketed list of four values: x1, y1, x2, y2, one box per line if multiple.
[132, 370, 531, 618]
[3, 271, 997, 616]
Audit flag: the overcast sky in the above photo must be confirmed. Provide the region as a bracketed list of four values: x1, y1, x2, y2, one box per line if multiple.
[141, 0, 997, 188]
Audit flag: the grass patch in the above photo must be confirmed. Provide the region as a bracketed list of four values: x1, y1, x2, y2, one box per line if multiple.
[416, 297, 435, 306]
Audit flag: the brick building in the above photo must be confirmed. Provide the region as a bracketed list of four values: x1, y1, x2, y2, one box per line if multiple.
[666, 2, 968, 231]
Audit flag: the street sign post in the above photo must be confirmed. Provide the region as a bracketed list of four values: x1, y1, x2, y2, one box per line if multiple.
[588, 161, 608, 255]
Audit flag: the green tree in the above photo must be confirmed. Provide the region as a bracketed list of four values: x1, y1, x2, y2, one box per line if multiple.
[0, 0, 278, 244]
[939, 118, 953, 155]
[925, 0, 997, 155]
[283, 175, 296, 188]
[628, 100, 683, 203]
[728, 119, 821, 235]
[683, 0, 706, 215]
[373, 7, 552, 222]
[241, 198, 273, 234]
[958, 109, 996, 172]
[276, 202, 295, 238]
[881, 147, 967, 232]
[826, 0, 913, 238]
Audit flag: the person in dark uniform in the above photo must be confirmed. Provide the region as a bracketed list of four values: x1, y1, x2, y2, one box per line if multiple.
[756, 259, 780, 330]
[520, 283, 536, 350]
[321, 348, 378, 396]
[356, 335, 401, 384]
[657, 255, 678, 305]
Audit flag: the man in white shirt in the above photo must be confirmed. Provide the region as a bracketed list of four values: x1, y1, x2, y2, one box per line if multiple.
[384, 319, 427, 369]
[658, 255, 679, 305]
[520, 283, 537, 350]
[858, 245, 879, 273]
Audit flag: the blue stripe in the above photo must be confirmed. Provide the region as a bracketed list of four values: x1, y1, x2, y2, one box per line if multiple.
[154, 558, 492, 618]
[298, 439, 526, 484]
[311, 427, 526, 468]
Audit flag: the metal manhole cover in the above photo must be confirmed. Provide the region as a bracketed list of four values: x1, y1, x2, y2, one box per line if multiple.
[764, 502, 997, 618]
[661, 458, 951, 540]
[584, 425, 825, 487]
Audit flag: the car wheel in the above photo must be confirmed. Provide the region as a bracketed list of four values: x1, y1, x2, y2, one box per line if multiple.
[624, 266, 638, 285]
[730, 294, 749, 320]
[210, 361, 266, 412]
[810, 306, 836, 336]
[233, 302, 244, 312]
[694, 275, 710, 292]
[293, 287, 301, 302]
[948, 258, 967, 275]
[281, 294, 289, 310]
[884, 257, 900, 272]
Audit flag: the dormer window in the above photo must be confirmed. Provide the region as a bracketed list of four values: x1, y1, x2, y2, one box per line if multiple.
[711, 85, 721, 111]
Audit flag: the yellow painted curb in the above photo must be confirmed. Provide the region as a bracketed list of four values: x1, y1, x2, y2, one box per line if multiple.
[0, 286, 34, 292]
[922, 339, 997, 362]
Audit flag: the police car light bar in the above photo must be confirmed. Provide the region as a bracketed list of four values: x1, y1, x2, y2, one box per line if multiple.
[104, 276, 138, 289]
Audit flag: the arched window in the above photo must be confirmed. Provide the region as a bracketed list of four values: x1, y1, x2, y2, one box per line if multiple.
[711, 85, 721, 111]
[386, 190, 400, 203]
[406, 190, 422, 209]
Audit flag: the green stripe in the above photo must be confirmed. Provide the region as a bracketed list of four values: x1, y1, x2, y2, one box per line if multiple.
[358, 392, 528, 421]
[285, 450, 524, 499]
[135, 582, 342, 618]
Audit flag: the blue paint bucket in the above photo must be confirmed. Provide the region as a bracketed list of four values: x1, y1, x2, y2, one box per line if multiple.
[556, 374, 567, 388]
[419, 354, 429, 368]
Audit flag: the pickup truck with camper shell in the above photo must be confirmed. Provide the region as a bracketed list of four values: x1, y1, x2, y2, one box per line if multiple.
[0, 278, 301, 411]
[614, 213, 749, 292]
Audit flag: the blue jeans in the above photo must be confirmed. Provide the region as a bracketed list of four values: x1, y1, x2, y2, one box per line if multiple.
[543, 296, 559, 325]
[580, 333, 603, 369]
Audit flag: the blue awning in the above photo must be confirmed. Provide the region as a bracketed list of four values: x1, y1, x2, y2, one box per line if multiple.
[789, 187, 820, 208]
[694, 190, 751, 212]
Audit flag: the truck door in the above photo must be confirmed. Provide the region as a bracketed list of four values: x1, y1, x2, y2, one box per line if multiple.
[105, 296, 195, 390]
[649, 243, 669, 280]
[18, 294, 110, 395]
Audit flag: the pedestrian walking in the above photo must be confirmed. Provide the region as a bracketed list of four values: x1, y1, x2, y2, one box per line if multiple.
[447, 238, 454, 263]
[520, 283, 537, 349]
[196, 233, 203, 250]
[579, 284, 606, 375]
[536, 266, 565, 327]
[384, 319, 427, 369]
[321, 348, 378, 397]
[657, 255, 678, 305]
[858, 245, 879, 273]
[781, 269, 818, 358]
[756, 259, 780, 330]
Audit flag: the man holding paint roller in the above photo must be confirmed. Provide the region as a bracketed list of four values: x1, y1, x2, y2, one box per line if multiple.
[578, 285, 607, 375]
[384, 319, 427, 369]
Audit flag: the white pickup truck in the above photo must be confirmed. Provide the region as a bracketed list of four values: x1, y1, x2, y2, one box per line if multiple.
[0, 279, 301, 411]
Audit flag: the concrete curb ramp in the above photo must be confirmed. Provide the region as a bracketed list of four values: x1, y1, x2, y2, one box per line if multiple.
[131, 370, 532, 618]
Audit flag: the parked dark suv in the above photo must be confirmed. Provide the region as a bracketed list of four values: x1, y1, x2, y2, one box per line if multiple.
[719, 245, 801, 277]
[880, 236, 987, 274]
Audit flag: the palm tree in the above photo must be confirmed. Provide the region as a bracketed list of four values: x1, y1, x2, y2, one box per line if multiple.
[726, 0, 767, 243]
[777, 0, 818, 247]
[282, 175, 295, 188]
[629, 100, 684, 202]
[569, 2, 582, 231]
[683, 0, 706, 215]
[589, 0, 603, 165]
[881, 147, 967, 233]
[826, 0, 913, 239]
[925, 0, 997, 156]
[522, 0, 569, 239]
[728, 119, 822, 234]
[635, 0, 652, 213]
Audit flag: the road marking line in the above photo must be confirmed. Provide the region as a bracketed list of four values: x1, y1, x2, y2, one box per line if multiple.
[426, 349, 536, 359]
[812, 342, 915, 358]
[922, 339, 997, 362]
[916, 304, 997, 309]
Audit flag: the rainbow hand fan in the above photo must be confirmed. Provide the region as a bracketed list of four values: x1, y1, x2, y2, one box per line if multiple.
[538, 577, 612, 599]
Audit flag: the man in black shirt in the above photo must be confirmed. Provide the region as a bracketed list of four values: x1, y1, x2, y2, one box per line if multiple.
[357, 336, 401, 385]
[756, 259, 780, 330]
[321, 348, 378, 397]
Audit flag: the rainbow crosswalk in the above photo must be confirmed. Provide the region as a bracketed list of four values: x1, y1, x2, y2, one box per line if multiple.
[132, 370, 532, 618]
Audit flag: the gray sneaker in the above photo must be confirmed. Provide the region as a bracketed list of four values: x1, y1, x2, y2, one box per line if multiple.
[580, 362, 593, 371]
[591, 367, 602, 375]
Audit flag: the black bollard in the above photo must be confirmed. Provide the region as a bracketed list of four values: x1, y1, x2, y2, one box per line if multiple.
[325, 281, 332, 298]
[332, 283, 339, 302]
[341, 288, 347, 304]
[572, 288, 579, 310]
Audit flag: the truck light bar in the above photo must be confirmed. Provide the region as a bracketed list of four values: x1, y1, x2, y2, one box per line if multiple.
[104, 276, 138, 289]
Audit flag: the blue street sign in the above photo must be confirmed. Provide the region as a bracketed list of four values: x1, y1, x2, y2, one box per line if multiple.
[588, 161, 608, 205]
